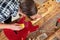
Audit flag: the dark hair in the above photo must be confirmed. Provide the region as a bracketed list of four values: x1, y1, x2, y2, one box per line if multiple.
[19, 0, 37, 17]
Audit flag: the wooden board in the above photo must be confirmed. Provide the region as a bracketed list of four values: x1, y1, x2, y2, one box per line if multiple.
[46, 29, 60, 40]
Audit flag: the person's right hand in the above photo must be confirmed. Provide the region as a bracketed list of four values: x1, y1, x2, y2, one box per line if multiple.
[8, 23, 24, 30]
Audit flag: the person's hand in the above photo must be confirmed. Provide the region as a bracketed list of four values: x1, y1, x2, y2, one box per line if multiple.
[8, 23, 24, 30]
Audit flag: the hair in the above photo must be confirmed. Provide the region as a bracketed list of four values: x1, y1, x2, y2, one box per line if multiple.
[19, 0, 37, 18]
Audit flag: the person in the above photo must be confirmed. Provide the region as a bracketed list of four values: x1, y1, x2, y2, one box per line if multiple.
[3, 0, 41, 40]
[0, 0, 23, 30]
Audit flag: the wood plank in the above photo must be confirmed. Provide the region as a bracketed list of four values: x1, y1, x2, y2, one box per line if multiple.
[46, 29, 60, 40]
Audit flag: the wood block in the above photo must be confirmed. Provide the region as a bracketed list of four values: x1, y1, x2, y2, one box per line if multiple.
[36, 33, 48, 40]
[38, 7, 48, 14]
[33, 17, 44, 27]
[44, 13, 51, 22]
[42, 1, 52, 8]
[46, 29, 60, 40]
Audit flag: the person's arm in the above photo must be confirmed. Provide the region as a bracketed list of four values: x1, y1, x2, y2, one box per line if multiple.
[0, 23, 23, 30]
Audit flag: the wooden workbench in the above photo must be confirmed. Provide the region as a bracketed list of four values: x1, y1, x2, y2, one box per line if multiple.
[0, 0, 60, 40]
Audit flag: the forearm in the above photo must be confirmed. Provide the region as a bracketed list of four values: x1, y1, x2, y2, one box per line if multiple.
[0, 23, 23, 30]
[0, 23, 9, 29]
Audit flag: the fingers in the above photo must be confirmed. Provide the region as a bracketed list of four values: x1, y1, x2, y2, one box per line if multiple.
[8, 24, 24, 31]
[13, 26, 24, 30]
